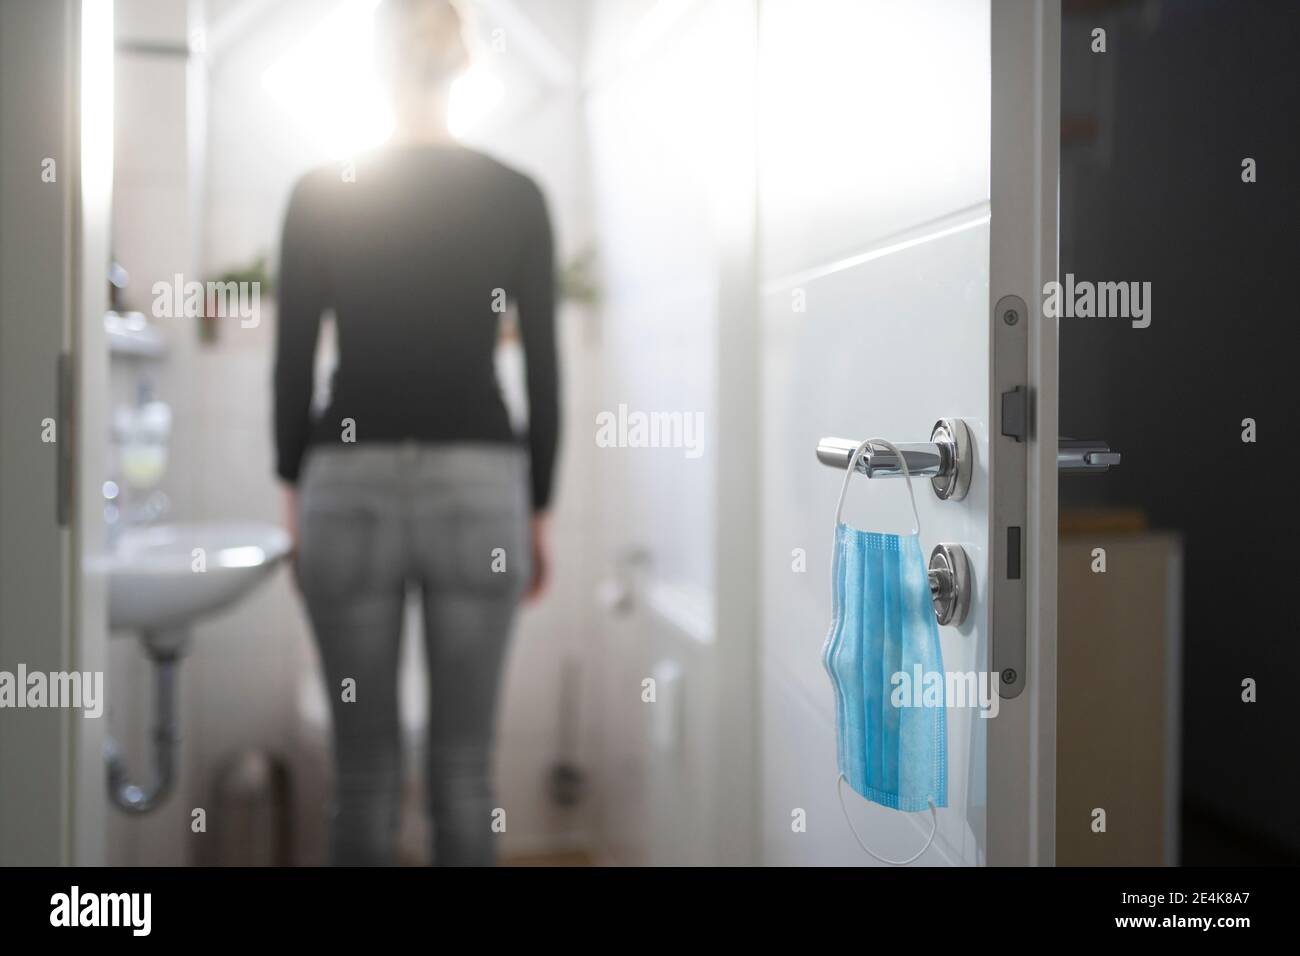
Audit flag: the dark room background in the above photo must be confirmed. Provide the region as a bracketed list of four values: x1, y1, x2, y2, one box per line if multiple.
[1060, 0, 1300, 863]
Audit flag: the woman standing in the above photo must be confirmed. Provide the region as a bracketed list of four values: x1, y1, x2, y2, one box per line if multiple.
[274, 0, 558, 865]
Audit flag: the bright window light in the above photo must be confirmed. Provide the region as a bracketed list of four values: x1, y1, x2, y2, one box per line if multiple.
[215, 546, 266, 569]
[81, 0, 115, 203]
[448, 68, 503, 139]
[261, 0, 502, 158]
[261, 0, 389, 158]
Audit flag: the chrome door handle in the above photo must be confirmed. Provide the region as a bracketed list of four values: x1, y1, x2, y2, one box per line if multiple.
[816, 418, 973, 501]
[816, 438, 948, 478]
[1058, 437, 1121, 473]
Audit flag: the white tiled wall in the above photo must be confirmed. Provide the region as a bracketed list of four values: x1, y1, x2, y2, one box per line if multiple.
[106, 0, 201, 867]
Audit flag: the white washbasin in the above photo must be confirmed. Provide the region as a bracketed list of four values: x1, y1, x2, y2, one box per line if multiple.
[106, 521, 291, 633]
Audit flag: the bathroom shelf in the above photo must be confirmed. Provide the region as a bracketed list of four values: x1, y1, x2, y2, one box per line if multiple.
[105, 312, 167, 359]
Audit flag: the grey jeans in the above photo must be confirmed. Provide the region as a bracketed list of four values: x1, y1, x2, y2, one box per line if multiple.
[296, 443, 530, 866]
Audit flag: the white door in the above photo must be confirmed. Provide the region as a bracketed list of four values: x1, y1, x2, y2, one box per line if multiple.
[757, 0, 1059, 865]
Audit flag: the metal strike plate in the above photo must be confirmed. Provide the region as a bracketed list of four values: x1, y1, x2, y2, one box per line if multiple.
[992, 293, 1028, 698]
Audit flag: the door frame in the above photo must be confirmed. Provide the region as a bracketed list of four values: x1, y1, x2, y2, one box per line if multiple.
[0, 0, 78, 865]
[0, 0, 112, 866]
[987, 0, 1060, 866]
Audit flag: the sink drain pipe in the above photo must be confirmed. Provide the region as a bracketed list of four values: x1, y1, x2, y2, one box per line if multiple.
[105, 649, 181, 814]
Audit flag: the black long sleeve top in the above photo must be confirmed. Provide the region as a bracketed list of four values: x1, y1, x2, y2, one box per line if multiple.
[273, 143, 560, 510]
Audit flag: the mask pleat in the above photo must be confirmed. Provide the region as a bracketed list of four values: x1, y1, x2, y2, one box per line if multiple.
[826, 525, 948, 814]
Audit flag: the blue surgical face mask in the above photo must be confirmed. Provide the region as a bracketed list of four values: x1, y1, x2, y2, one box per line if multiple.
[822, 438, 947, 865]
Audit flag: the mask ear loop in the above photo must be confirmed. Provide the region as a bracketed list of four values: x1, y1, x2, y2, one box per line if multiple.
[837, 774, 939, 866]
[833, 438, 923, 536]
[832, 437, 934, 864]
